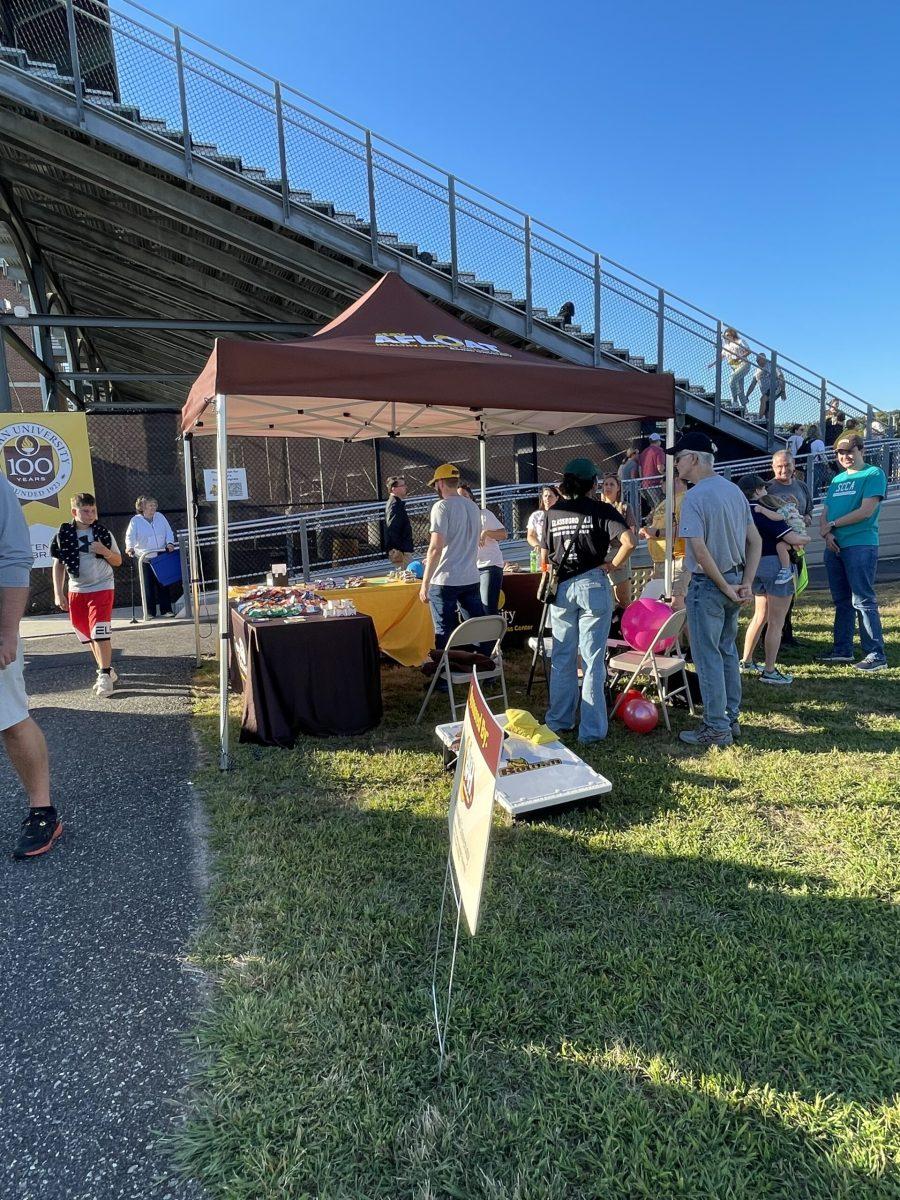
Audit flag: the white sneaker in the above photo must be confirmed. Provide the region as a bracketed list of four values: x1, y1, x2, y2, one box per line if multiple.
[94, 672, 115, 697]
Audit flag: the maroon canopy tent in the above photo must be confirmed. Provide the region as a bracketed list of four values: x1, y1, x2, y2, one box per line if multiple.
[182, 271, 673, 439]
[180, 271, 675, 768]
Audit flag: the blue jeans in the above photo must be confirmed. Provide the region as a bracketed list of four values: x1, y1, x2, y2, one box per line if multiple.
[479, 565, 503, 615]
[686, 571, 742, 736]
[429, 582, 486, 651]
[824, 545, 885, 659]
[730, 361, 750, 408]
[545, 568, 613, 743]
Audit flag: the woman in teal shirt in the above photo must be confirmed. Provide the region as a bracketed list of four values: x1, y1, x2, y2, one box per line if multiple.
[819, 434, 887, 672]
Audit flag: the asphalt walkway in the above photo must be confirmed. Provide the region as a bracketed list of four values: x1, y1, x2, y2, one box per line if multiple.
[0, 616, 206, 1200]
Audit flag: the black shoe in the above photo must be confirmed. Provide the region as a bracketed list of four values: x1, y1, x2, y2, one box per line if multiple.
[13, 807, 63, 860]
[780, 637, 803, 648]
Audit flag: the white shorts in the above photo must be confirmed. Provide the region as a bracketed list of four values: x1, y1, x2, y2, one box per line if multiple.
[0, 638, 29, 733]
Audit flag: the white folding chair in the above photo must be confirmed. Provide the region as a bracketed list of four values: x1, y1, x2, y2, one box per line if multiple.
[608, 607, 694, 732]
[416, 614, 508, 724]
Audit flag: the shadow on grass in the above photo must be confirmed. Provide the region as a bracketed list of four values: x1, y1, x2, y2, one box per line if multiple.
[182, 694, 900, 1199]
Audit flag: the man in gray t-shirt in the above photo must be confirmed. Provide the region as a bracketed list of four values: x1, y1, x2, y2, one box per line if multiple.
[766, 451, 813, 521]
[679, 473, 754, 577]
[667, 433, 761, 749]
[418, 463, 486, 651]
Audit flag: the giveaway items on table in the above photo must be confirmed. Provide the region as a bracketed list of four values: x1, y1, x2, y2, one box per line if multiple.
[234, 585, 327, 619]
[229, 606, 382, 745]
[309, 575, 434, 666]
[231, 577, 434, 666]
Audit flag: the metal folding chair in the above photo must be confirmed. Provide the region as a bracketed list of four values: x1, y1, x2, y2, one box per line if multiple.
[416, 614, 508, 724]
[607, 607, 694, 732]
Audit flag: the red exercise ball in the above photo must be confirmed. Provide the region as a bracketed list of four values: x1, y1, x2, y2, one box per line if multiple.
[621, 696, 659, 734]
[615, 688, 644, 720]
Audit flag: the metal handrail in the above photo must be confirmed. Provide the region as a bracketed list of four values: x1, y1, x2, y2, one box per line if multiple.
[0, 0, 879, 430]
[180, 439, 900, 552]
[174, 439, 900, 603]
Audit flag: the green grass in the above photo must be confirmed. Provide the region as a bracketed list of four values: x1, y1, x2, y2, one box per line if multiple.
[175, 587, 900, 1199]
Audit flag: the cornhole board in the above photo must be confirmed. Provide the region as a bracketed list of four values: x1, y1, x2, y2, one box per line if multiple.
[434, 716, 612, 818]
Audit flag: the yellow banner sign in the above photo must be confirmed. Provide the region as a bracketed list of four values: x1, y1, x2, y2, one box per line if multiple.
[0, 414, 95, 567]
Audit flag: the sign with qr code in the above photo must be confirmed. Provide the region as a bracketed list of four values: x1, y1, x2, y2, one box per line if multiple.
[203, 467, 249, 501]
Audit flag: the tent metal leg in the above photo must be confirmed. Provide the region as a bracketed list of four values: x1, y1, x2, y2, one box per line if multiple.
[216, 394, 231, 771]
[182, 433, 202, 667]
[664, 417, 676, 595]
[479, 434, 487, 508]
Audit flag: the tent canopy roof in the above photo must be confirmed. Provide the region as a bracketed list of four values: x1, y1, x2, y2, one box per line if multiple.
[181, 272, 674, 439]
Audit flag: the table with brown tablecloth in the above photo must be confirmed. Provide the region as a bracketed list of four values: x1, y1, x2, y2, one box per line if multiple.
[497, 572, 543, 642]
[229, 606, 383, 745]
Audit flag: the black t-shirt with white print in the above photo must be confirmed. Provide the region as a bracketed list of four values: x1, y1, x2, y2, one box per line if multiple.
[541, 496, 628, 585]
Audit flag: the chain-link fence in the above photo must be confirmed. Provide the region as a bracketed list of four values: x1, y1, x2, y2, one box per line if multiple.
[20, 409, 644, 611]
[21, 401, 900, 613]
[185, 418, 644, 591]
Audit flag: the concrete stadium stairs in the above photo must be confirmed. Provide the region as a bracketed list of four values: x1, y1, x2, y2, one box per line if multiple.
[0, 36, 768, 449]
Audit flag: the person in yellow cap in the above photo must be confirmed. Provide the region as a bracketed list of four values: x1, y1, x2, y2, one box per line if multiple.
[418, 463, 486, 650]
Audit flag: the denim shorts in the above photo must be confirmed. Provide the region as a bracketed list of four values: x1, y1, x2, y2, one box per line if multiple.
[752, 554, 795, 598]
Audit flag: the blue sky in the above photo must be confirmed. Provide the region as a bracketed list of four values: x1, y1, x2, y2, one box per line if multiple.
[170, 0, 898, 409]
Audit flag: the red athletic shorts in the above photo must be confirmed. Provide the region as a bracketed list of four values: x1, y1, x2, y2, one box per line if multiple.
[69, 590, 114, 643]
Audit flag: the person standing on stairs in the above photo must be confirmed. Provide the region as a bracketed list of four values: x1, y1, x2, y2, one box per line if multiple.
[709, 327, 751, 414]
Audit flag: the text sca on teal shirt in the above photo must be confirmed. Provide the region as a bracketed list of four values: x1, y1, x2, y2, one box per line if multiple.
[825, 464, 886, 547]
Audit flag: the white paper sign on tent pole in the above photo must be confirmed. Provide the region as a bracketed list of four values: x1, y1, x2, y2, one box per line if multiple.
[203, 466, 249, 502]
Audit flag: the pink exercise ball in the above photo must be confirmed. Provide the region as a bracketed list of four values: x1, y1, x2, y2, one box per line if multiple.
[620, 597, 675, 654]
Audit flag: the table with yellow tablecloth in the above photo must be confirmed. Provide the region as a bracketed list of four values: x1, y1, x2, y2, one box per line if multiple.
[309, 577, 434, 667]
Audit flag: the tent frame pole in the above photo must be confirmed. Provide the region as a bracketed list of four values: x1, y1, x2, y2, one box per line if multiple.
[182, 433, 203, 667]
[664, 418, 676, 596]
[478, 432, 487, 509]
[216, 393, 231, 771]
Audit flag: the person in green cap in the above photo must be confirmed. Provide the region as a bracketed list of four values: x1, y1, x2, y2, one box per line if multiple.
[540, 458, 635, 743]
